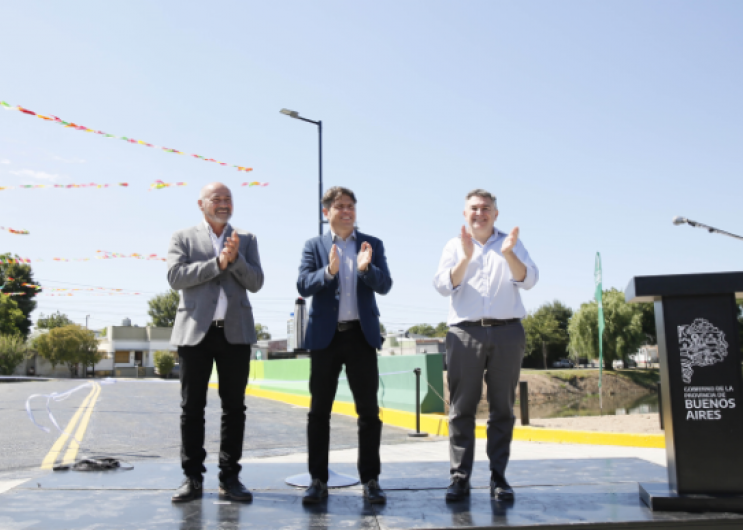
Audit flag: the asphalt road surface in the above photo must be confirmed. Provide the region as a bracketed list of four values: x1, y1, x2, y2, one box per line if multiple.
[0, 377, 431, 475]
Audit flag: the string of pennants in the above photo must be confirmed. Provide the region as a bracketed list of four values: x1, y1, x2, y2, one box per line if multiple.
[1, 99, 254, 172]
[0, 252, 167, 264]
[2, 291, 143, 297]
[0, 279, 142, 296]
[0, 181, 268, 191]
[1, 227, 30, 235]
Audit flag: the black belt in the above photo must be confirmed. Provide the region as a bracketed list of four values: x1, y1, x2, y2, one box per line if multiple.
[337, 320, 360, 332]
[455, 318, 520, 328]
[211, 319, 225, 328]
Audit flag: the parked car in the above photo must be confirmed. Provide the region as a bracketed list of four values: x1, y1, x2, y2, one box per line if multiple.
[613, 358, 637, 370]
[551, 359, 574, 369]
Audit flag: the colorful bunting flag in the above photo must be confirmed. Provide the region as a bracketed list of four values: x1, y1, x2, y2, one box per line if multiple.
[1, 99, 254, 172]
[148, 180, 187, 191]
[0, 183, 128, 191]
[0, 226, 30, 234]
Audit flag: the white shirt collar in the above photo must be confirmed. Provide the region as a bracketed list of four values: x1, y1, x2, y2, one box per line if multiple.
[204, 219, 229, 240]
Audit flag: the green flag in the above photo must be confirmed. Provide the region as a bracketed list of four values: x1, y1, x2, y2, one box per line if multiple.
[594, 252, 605, 405]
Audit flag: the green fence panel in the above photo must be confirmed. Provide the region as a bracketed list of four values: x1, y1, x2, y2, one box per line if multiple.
[211, 353, 445, 414]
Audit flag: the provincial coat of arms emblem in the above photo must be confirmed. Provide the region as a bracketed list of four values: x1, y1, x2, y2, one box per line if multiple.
[677, 318, 729, 383]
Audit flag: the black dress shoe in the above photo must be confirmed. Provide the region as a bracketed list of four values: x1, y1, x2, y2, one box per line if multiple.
[362, 479, 387, 504]
[490, 479, 514, 500]
[172, 476, 203, 503]
[302, 478, 328, 505]
[219, 477, 253, 502]
[445, 478, 470, 502]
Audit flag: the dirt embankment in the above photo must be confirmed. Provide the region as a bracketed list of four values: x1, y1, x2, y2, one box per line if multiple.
[441, 370, 656, 414]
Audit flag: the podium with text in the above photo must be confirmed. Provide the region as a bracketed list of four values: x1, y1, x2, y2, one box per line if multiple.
[626, 272, 743, 512]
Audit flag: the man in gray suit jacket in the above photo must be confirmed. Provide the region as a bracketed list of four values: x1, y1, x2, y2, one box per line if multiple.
[167, 182, 264, 503]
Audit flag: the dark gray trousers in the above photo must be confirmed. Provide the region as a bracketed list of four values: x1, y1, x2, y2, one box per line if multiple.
[446, 322, 525, 482]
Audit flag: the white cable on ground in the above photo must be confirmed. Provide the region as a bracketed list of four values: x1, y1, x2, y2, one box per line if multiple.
[25, 382, 95, 438]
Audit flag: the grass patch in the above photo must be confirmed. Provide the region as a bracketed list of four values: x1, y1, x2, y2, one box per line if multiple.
[521, 368, 660, 390]
[614, 369, 660, 389]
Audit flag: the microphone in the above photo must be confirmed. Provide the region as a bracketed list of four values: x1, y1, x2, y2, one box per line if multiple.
[672, 216, 687, 226]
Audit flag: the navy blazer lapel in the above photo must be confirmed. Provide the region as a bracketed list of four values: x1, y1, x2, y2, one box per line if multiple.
[321, 231, 334, 263]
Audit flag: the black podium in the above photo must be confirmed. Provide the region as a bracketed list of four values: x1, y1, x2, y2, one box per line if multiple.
[626, 272, 743, 512]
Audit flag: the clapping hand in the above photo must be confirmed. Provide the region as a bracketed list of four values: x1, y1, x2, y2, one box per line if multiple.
[218, 231, 240, 270]
[501, 227, 519, 254]
[328, 244, 340, 275]
[357, 241, 372, 272]
[460, 226, 474, 261]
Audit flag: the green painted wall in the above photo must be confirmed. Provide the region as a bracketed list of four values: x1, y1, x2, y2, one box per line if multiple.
[210, 353, 445, 414]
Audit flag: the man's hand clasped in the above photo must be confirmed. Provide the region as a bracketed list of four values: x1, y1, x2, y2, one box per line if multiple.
[500, 227, 519, 255]
[328, 244, 340, 275]
[218, 231, 240, 271]
[357, 241, 372, 272]
[327, 241, 373, 275]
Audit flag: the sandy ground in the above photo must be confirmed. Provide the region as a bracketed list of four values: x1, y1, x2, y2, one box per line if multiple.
[515, 413, 663, 434]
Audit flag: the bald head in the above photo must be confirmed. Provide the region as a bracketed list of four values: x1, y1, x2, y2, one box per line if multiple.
[200, 182, 231, 200]
[199, 182, 233, 232]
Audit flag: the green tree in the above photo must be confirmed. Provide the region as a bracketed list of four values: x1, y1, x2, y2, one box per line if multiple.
[520, 301, 572, 368]
[407, 324, 435, 337]
[154, 350, 176, 378]
[36, 311, 75, 330]
[0, 255, 39, 339]
[379, 323, 387, 335]
[34, 325, 103, 378]
[147, 289, 179, 327]
[0, 296, 25, 336]
[255, 323, 271, 340]
[638, 303, 656, 345]
[433, 322, 449, 337]
[523, 311, 563, 369]
[568, 288, 645, 370]
[0, 334, 28, 375]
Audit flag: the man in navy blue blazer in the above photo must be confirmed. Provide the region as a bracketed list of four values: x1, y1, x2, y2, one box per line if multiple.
[297, 186, 392, 505]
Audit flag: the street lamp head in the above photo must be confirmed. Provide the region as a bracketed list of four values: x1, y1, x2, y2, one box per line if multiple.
[280, 108, 300, 119]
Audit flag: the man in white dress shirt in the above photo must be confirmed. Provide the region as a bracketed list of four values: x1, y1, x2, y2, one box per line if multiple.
[433, 189, 538, 502]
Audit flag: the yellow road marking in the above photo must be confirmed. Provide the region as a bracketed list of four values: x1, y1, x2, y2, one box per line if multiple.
[40, 382, 98, 470]
[61, 383, 102, 465]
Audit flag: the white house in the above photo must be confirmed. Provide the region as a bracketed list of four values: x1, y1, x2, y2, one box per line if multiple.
[96, 325, 177, 376]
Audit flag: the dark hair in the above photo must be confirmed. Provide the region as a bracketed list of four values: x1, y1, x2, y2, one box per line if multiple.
[465, 189, 497, 208]
[322, 186, 357, 209]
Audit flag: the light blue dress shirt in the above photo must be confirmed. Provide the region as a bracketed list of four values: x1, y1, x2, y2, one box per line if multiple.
[433, 227, 539, 325]
[324, 230, 362, 322]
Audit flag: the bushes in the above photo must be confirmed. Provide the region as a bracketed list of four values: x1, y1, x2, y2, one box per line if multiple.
[154, 350, 176, 378]
[0, 334, 28, 375]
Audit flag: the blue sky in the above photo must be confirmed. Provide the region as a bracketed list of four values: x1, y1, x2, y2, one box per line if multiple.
[1, 1, 742, 338]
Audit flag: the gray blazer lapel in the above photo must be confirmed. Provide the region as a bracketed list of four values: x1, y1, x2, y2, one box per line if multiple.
[195, 224, 215, 259]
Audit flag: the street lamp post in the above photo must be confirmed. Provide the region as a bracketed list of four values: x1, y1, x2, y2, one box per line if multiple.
[672, 216, 743, 241]
[280, 109, 325, 236]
